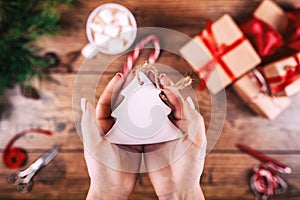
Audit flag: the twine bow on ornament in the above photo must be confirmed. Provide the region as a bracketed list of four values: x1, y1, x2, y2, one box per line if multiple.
[132, 62, 193, 127]
[197, 20, 245, 89]
[123, 35, 193, 91]
[135, 62, 193, 91]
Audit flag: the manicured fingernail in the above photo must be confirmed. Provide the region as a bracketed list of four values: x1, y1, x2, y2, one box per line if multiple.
[116, 72, 123, 77]
[81, 98, 87, 113]
[160, 73, 172, 87]
[116, 72, 123, 81]
[159, 73, 166, 79]
[186, 96, 195, 109]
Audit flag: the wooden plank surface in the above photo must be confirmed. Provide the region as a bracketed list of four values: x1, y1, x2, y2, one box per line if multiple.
[1, 0, 300, 199]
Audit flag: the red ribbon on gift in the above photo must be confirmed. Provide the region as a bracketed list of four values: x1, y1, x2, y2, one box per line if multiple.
[241, 17, 284, 58]
[245, 69, 284, 110]
[286, 8, 300, 51]
[242, 10, 300, 60]
[248, 69, 270, 95]
[197, 20, 245, 89]
[267, 55, 300, 93]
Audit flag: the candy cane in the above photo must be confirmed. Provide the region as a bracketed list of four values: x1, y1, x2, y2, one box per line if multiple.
[123, 35, 160, 75]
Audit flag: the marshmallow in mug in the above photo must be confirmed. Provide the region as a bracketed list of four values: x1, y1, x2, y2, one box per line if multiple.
[88, 7, 135, 52]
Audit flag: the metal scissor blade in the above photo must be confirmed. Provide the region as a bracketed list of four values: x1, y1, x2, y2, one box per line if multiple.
[41, 146, 60, 166]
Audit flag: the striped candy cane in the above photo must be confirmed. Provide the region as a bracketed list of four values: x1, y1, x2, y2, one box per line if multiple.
[122, 35, 160, 75]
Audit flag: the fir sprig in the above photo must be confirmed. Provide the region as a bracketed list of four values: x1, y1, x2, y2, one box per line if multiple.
[0, 0, 79, 103]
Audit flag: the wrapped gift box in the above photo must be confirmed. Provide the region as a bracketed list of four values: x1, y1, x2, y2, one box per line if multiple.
[241, 0, 288, 59]
[233, 70, 291, 119]
[180, 14, 261, 94]
[253, 0, 288, 34]
[262, 52, 300, 96]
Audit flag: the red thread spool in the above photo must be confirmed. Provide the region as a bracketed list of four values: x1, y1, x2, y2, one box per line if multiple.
[2, 129, 52, 169]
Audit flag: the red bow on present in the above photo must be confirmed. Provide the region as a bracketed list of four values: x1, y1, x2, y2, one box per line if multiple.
[241, 17, 284, 58]
[286, 9, 300, 51]
[197, 20, 245, 89]
[242, 10, 300, 60]
[267, 55, 300, 93]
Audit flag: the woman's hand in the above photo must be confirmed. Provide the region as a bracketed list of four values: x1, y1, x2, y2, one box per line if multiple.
[144, 75, 207, 200]
[81, 73, 141, 200]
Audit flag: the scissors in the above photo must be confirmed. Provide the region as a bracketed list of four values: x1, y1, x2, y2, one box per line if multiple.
[8, 146, 59, 193]
[250, 163, 288, 200]
[237, 144, 290, 200]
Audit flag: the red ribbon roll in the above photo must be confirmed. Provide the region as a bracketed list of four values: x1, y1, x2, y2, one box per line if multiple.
[3, 129, 52, 169]
[197, 20, 245, 89]
[267, 55, 300, 93]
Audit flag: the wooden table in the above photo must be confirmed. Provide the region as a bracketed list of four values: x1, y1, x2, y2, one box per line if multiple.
[1, 0, 300, 199]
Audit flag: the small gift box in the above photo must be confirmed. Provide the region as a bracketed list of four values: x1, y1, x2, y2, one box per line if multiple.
[180, 14, 261, 94]
[241, 0, 288, 58]
[262, 52, 300, 96]
[233, 69, 291, 119]
[253, 0, 288, 34]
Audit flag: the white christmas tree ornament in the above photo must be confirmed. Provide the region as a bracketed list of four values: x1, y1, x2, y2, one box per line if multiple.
[105, 72, 183, 145]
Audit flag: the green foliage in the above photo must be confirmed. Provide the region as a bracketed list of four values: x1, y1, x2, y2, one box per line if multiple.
[0, 0, 79, 102]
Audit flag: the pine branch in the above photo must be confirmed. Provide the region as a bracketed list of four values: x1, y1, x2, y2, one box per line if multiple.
[0, 0, 79, 104]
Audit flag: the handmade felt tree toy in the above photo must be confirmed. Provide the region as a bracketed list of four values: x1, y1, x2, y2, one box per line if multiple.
[105, 65, 184, 145]
[0, 0, 78, 105]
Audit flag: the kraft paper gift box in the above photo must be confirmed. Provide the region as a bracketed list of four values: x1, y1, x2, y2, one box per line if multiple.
[233, 70, 291, 119]
[253, 0, 288, 34]
[180, 14, 261, 94]
[262, 52, 300, 96]
[241, 0, 288, 59]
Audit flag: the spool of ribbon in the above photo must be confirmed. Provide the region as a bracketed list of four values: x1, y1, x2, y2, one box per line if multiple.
[122, 35, 160, 76]
[197, 20, 245, 89]
[2, 129, 52, 169]
[241, 17, 284, 59]
[266, 55, 300, 93]
[251, 164, 288, 200]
